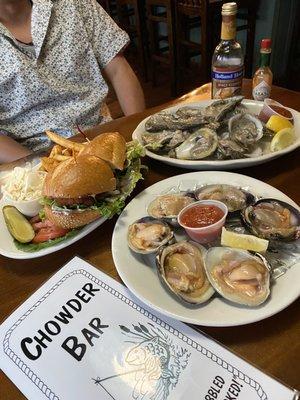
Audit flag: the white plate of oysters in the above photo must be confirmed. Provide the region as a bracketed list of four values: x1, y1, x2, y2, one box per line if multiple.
[132, 98, 300, 170]
[112, 171, 300, 326]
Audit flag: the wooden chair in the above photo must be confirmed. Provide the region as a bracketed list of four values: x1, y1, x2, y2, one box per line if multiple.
[115, 0, 149, 80]
[146, 0, 177, 96]
[236, 0, 259, 77]
[175, 0, 208, 92]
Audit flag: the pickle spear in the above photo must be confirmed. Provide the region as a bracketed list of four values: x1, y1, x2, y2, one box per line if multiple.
[3, 206, 35, 243]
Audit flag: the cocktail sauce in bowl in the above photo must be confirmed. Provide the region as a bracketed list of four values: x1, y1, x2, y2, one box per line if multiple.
[259, 98, 293, 123]
[178, 200, 228, 244]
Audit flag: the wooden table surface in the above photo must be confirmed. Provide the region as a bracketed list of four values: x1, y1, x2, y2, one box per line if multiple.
[0, 80, 299, 398]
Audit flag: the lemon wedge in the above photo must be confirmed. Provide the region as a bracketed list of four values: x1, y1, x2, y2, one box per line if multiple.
[270, 128, 295, 152]
[221, 227, 269, 252]
[266, 115, 293, 133]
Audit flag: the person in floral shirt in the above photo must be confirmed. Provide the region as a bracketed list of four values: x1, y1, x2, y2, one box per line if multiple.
[0, 0, 145, 162]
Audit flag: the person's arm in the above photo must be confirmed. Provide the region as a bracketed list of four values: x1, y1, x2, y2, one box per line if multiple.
[104, 55, 145, 116]
[0, 135, 32, 163]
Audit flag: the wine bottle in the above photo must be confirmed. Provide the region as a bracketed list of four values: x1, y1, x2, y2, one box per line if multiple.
[212, 2, 244, 99]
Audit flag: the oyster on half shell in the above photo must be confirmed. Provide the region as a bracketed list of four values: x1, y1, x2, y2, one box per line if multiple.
[204, 247, 270, 306]
[141, 130, 189, 152]
[175, 127, 218, 160]
[156, 241, 215, 304]
[145, 110, 208, 132]
[216, 139, 246, 160]
[229, 113, 263, 148]
[128, 217, 174, 254]
[176, 106, 203, 118]
[242, 199, 300, 241]
[201, 96, 244, 122]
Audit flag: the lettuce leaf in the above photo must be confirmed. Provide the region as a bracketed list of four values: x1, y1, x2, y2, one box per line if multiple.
[126, 140, 145, 165]
[144, 141, 163, 151]
[94, 158, 144, 219]
[38, 208, 46, 220]
[95, 198, 125, 219]
[40, 196, 55, 207]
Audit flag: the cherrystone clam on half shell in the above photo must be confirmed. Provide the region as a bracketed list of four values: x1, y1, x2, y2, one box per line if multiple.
[241, 198, 300, 241]
[127, 217, 174, 255]
[156, 241, 215, 305]
[204, 247, 271, 307]
[147, 193, 195, 225]
[194, 184, 256, 213]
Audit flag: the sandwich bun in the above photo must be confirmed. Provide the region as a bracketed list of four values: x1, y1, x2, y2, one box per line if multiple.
[44, 205, 102, 229]
[43, 155, 116, 198]
[42, 155, 116, 229]
[79, 132, 126, 170]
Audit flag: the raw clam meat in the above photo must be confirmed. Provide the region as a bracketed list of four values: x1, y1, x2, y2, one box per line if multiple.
[205, 247, 270, 306]
[156, 241, 215, 304]
[128, 217, 174, 254]
[195, 184, 255, 213]
[175, 127, 218, 160]
[147, 193, 194, 224]
[242, 199, 300, 241]
[229, 113, 263, 148]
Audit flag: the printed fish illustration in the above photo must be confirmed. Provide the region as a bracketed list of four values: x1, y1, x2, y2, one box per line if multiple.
[126, 337, 175, 400]
[93, 324, 190, 400]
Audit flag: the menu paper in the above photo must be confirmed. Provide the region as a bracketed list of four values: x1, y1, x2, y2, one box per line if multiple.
[0, 257, 298, 400]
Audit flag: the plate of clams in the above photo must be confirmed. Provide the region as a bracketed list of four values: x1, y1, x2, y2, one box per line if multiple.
[132, 98, 300, 170]
[112, 171, 300, 326]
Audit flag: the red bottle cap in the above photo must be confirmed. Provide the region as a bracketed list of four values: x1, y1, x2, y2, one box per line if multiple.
[261, 39, 272, 49]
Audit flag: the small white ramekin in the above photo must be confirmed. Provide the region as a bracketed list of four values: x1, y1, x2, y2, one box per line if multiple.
[178, 200, 228, 244]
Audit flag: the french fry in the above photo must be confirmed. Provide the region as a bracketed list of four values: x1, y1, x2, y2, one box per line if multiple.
[52, 154, 72, 161]
[72, 148, 80, 157]
[40, 157, 60, 173]
[46, 130, 84, 152]
[62, 148, 72, 156]
[49, 144, 63, 158]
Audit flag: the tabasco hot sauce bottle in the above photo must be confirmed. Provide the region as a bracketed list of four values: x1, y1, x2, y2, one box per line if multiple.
[212, 2, 244, 99]
[252, 39, 273, 101]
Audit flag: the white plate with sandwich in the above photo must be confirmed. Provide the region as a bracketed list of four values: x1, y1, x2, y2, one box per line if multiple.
[0, 133, 144, 259]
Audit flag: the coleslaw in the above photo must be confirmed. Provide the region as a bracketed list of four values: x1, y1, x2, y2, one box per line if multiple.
[2, 163, 46, 201]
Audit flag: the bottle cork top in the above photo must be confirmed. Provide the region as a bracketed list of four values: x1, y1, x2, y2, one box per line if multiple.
[222, 2, 237, 16]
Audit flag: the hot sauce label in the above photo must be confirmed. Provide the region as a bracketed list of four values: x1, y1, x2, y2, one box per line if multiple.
[212, 66, 243, 99]
[252, 80, 271, 101]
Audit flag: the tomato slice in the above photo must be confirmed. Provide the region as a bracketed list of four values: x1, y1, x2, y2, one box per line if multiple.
[32, 226, 69, 243]
[31, 219, 54, 231]
[31, 219, 69, 243]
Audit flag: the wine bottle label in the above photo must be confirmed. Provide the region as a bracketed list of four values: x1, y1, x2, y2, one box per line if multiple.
[212, 66, 243, 99]
[252, 80, 271, 101]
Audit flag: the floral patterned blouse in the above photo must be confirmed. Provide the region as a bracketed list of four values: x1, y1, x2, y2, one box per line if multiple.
[0, 0, 129, 151]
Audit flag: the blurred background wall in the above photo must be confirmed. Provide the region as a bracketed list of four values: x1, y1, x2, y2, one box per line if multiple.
[99, 0, 299, 116]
